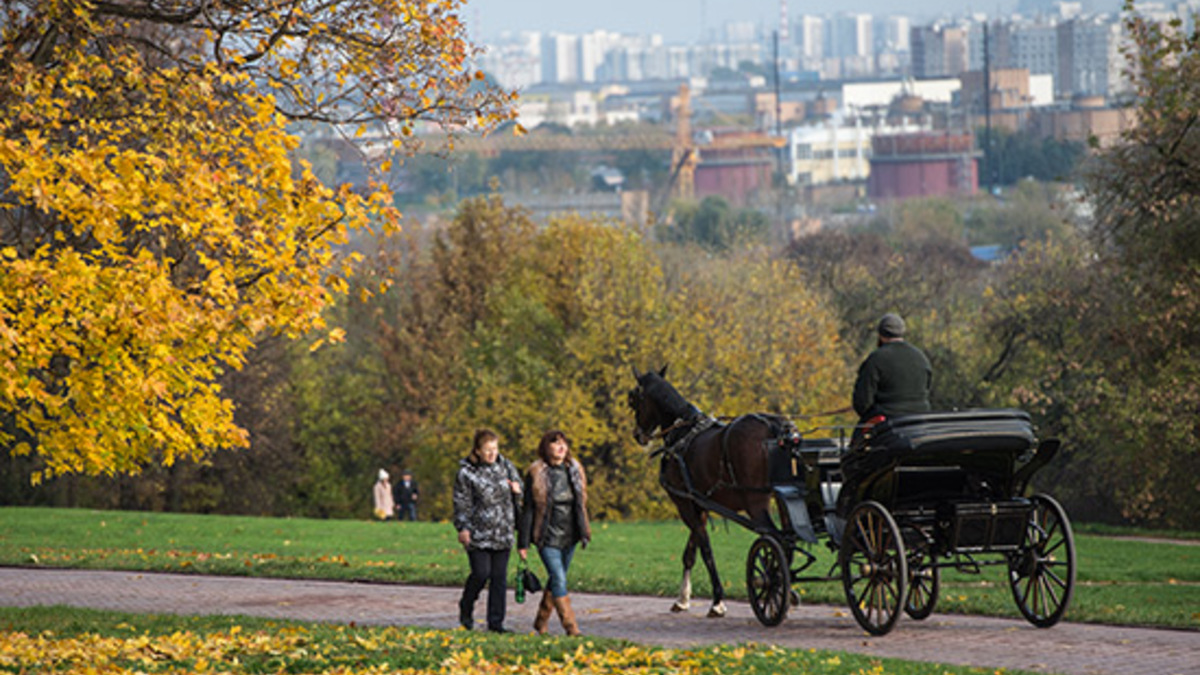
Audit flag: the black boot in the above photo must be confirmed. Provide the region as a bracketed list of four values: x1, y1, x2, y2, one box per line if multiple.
[458, 597, 473, 630]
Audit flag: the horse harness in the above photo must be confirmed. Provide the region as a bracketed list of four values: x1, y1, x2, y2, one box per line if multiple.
[653, 414, 771, 500]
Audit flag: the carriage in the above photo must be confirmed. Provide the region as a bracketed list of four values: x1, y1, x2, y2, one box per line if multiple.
[629, 369, 1076, 636]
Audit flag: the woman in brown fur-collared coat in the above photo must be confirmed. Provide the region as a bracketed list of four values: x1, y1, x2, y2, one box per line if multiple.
[517, 429, 591, 636]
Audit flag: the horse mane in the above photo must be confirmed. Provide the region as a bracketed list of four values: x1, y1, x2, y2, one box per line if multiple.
[641, 372, 702, 422]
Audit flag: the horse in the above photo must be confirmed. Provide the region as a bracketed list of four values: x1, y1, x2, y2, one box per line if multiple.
[628, 366, 790, 618]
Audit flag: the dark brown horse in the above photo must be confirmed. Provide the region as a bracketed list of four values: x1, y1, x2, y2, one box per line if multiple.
[628, 366, 788, 617]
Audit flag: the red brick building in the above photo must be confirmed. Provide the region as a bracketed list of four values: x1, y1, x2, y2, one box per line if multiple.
[868, 131, 981, 200]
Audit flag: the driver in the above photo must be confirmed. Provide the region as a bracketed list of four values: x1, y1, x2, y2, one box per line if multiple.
[839, 313, 932, 516]
[852, 313, 932, 425]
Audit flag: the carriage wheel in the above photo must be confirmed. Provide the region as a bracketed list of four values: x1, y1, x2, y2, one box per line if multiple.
[1008, 493, 1076, 628]
[746, 536, 791, 627]
[904, 544, 939, 621]
[840, 500, 907, 636]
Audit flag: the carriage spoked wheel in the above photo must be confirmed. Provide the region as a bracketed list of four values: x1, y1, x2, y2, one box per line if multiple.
[746, 535, 791, 627]
[1008, 493, 1076, 628]
[839, 500, 908, 636]
[904, 543, 939, 621]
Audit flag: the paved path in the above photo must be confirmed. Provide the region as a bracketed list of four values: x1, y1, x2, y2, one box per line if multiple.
[2, 567, 1197, 675]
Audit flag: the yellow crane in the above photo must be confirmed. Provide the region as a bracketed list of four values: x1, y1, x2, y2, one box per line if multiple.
[669, 83, 697, 201]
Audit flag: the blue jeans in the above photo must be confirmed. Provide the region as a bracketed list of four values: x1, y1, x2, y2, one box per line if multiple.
[538, 544, 576, 598]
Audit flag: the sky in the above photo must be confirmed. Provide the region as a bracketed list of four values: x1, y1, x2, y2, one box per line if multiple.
[468, 0, 1122, 44]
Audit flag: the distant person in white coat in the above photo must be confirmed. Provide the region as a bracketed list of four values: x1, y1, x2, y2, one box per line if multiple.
[373, 469, 395, 520]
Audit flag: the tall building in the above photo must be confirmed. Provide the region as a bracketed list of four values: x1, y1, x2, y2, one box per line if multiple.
[579, 31, 620, 83]
[794, 15, 825, 64]
[541, 33, 580, 83]
[478, 33, 541, 89]
[1011, 21, 1059, 76]
[911, 24, 969, 78]
[879, 15, 911, 52]
[1057, 15, 1124, 98]
[828, 13, 873, 59]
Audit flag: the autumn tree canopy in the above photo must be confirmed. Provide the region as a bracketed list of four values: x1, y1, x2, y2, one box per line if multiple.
[0, 0, 514, 480]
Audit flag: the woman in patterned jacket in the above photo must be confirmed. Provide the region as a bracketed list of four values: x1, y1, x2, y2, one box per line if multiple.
[453, 428, 522, 632]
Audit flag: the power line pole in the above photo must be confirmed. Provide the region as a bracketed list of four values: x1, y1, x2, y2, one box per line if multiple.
[983, 20, 993, 195]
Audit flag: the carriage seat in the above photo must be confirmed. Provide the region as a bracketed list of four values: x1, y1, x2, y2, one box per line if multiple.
[865, 409, 1035, 456]
[840, 409, 1038, 510]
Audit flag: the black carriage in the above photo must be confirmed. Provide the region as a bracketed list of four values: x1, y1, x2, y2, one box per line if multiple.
[747, 409, 1076, 635]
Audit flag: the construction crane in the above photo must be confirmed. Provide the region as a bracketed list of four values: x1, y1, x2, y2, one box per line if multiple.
[669, 83, 697, 201]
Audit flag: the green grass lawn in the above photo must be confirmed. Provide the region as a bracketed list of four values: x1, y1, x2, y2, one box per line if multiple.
[1, 506, 1197, 630]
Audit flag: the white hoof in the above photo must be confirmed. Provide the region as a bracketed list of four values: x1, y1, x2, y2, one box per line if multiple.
[671, 601, 690, 613]
[707, 602, 727, 618]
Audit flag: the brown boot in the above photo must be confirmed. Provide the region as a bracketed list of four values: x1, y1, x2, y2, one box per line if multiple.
[553, 594, 581, 636]
[532, 590, 554, 635]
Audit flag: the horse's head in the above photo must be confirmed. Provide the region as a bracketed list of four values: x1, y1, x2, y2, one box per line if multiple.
[628, 365, 690, 445]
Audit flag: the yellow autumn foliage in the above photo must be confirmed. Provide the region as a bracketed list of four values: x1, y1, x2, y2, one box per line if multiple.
[0, 2, 514, 479]
[406, 204, 849, 520]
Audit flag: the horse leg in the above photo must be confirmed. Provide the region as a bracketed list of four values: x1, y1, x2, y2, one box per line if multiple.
[671, 534, 697, 612]
[681, 508, 726, 618]
[694, 518, 727, 618]
[673, 500, 726, 618]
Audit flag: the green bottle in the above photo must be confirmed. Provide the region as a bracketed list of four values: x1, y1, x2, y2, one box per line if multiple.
[515, 564, 526, 604]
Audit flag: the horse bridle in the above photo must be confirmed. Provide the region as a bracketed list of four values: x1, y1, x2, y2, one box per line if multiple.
[630, 385, 691, 445]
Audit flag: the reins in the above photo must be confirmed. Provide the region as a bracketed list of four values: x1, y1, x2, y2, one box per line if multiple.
[647, 418, 693, 442]
[712, 406, 853, 422]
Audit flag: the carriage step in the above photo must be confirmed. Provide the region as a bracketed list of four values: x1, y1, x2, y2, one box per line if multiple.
[773, 485, 818, 544]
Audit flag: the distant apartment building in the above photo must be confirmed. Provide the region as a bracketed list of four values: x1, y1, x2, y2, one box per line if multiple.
[793, 15, 825, 65]
[878, 15, 911, 52]
[1056, 16, 1125, 99]
[1010, 22, 1058, 76]
[829, 13, 873, 58]
[478, 33, 541, 89]
[541, 33, 580, 83]
[911, 24, 969, 78]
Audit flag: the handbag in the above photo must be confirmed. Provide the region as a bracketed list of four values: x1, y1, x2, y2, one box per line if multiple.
[515, 558, 542, 604]
[522, 565, 543, 594]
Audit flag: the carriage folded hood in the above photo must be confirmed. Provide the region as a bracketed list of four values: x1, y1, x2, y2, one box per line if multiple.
[867, 409, 1036, 456]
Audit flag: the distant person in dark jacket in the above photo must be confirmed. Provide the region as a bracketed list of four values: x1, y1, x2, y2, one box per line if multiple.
[453, 429, 522, 633]
[393, 470, 419, 521]
[852, 313, 932, 423]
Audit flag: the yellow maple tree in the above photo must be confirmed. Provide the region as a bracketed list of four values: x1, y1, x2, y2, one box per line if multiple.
[0, 1, 514, 480]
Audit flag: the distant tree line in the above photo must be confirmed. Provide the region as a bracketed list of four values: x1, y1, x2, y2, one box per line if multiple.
[4, 5, 1196, 529]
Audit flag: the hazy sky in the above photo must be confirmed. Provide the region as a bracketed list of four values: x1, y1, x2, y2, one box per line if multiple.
[469, 0, 1011, 44]
[468, 0, 1124, 44]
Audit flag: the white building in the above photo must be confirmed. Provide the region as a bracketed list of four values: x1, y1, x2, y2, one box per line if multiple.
[787, 115, 928, 186]
[793, 15, 825, 63]
[541, 33, 580, 83]
[879, 15, 911, 52]
[478, 32, 541, 89]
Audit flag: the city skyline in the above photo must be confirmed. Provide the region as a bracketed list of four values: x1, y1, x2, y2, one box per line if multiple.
[469, 0, 1124, 44]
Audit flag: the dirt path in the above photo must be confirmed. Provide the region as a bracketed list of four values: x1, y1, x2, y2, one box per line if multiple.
[1, 567, 1197, 675]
